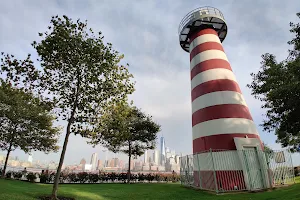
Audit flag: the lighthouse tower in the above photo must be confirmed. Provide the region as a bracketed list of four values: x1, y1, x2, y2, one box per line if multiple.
[178, 7, 265, 190]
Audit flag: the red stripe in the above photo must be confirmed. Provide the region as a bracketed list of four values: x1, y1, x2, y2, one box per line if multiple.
[191, 59, 232, 80]
[190, 42, 224, 61]
[191, 79, 241, 102]
[192, 104, 253, 126]
[192, 134, 262, 153]
[189, 28, 218, 43]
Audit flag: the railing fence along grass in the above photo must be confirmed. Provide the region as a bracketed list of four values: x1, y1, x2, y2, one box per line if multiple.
[180, 149, 295, 193]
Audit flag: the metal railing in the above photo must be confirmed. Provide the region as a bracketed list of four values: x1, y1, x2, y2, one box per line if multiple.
[178, 6, 225, 35]
[180, 149, 295, 193]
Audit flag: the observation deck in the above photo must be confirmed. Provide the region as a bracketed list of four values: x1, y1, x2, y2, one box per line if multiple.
[178, 6, 228, 52]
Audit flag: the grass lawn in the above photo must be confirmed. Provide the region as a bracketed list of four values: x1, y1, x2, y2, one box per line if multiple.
[0, 177, 300, 200]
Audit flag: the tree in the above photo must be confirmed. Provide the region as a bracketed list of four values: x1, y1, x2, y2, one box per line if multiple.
[90, 102, 161, 183]
[247, 13, 300, 152]
[30, 16, 134, 199]
[0, 80, 60, 177]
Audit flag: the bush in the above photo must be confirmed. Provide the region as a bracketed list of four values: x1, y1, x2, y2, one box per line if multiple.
[26, 172, 37, 182]
[59, 172, 69, 183]
[39, 173, 48, 183]
[88, 173, 99, 183]
[146, 173, 155, 183]
[108, 172, 117, 182]
[77, 172, 88, 183]
[295, 168, 300, 177]
[13, 171, 23, 180]
[2, 169, 181, 184]
[68, 173, 78, 183]
[5, 171, 12, 179]
[48, 172, 56, 183]
[138, 173, 145, 182]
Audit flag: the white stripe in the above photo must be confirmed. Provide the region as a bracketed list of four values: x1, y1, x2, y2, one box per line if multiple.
[192, 118, 258, 140]
[191, 68, 237, 90]
[190, 50, 228, 70]
[189, 34, 221, 51]
[192, 91, 248, 113]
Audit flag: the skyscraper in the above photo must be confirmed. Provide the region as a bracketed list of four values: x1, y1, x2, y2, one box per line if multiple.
[160, 136, 166, 166]
[90, 153, 98, 171]
[80, 158, 86, 165]
[97, 159, 103, 170]
[144, 150, 148, 164]
[28, 154, 33, 163]
[153, 149, 160, 165]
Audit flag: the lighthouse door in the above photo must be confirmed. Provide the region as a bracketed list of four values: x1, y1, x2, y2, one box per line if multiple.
[243, 147, 264, 190]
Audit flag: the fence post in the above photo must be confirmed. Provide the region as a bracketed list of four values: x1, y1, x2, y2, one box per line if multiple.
[210, 148, 218, 193]
[180, 157, 183, 185]
[288, 149, 296, 184]
[187, 156, 190, 186]
[196, 153, 202, 189]
[265, 151, 273, 189]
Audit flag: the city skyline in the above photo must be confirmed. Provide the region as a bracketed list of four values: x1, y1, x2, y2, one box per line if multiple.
[0, 136, 181, 173]
[0, 0, 300, 166]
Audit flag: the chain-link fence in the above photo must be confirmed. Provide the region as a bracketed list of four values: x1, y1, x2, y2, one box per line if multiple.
[180, 149, 295, 193]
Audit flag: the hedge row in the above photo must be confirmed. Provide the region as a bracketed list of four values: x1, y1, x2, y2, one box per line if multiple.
[1, 168, 180, 184]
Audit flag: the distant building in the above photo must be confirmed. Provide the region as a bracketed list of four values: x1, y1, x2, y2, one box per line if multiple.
[28, 154, 33, 163]
[151, 165, 159, 171]
[119, 160, 125, 169]
[111, 158, 119, 167]
[160, 137, 166, 166]
[90, 153, 98, 171]
[97, 159, 103, 170]
[175, 155, 180, 164]
[84, 164, 92, 171]
[80, 158, 86, 165]
[144, 150, 148, 164]
[153, 150, 160, 165]
[166, 147, 170, 153]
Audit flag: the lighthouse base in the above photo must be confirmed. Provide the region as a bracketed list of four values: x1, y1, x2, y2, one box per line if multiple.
[181, 147, 272, 192]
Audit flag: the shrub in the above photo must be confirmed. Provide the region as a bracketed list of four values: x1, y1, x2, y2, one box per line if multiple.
[119, 173, 127, 183]
[48, 172, 56, 183]
[77, 172, 88, 183]
[109, 172, 117, 182]
[88, 173, 99, 183]
[295, 168, 300, 177]
[59, 172, 69, 183]
[138, 173, 145, 182]
[26, 172, 37, 182]
[146, 173, 155, 183]
[154, 174, 161, 182]
[68, 173, 78, 183]
[13, 171, 23, 180]
[39, 173, 48, 183]
[5, 171, 12, 179]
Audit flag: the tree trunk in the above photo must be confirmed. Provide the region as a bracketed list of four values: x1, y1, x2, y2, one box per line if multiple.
[50, 121, 72, 200]
[127, 142, 131, 184]
[1, 143, 12, 178]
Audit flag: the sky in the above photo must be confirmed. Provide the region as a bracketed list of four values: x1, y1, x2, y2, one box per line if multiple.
[0, 0, 300, 166]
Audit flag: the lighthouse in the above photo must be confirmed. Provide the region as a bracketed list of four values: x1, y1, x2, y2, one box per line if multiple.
[178, 7, 266, 191]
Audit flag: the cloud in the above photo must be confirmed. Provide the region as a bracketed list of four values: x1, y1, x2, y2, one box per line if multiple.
[0, 0, 300, 166]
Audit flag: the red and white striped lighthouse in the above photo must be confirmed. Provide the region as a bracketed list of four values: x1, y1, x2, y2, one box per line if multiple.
[179, 7, 266, 190]
[178, 7, 263, 154]
[190, 28, 262, 153]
